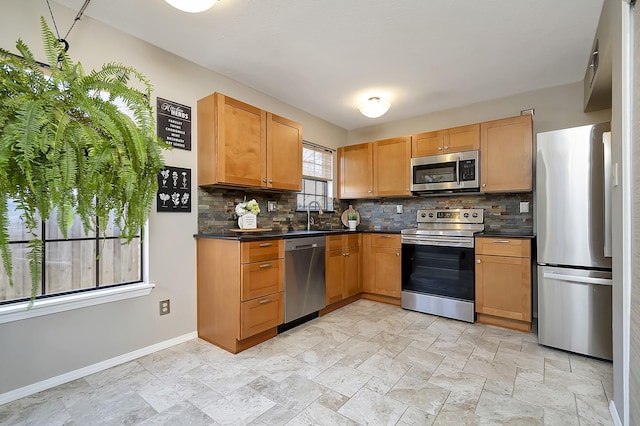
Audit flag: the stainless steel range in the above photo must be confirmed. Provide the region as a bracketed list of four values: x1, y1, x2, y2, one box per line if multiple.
[401, 208, 484, 322]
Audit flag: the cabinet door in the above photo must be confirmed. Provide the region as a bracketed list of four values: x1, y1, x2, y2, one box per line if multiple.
[444, 123, 480, 153]
[373, 136, 411, 197]
[475, 254, 531, 322]
[480, 115, 532, 192]
[411, 130, 443, 157]
[338, 143, 372, 198]
[343, 246, 361, 297]
[325, 249, 345, 305]
[266, 113, 302, 191]
[216, 94, 267, 187]
[371, 246, 401, 297]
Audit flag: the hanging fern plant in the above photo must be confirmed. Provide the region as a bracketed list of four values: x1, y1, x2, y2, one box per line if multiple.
[0, 17, 168, 299]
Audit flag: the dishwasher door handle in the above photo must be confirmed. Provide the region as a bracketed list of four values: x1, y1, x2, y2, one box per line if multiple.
[293, 244, 317, 250]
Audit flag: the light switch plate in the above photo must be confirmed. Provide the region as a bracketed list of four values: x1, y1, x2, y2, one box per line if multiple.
[396, 204, 403, 214]
[267, 201, 277, 212]
[519, 201, 529, 213]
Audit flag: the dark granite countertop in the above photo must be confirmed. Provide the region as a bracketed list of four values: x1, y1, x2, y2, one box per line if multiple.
[194, 228, 402, 241]
[476, 230, 535, 239]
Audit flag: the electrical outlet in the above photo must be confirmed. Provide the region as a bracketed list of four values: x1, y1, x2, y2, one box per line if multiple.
[396, 204, 403, 214]
[267, 200, 277, 212]
[159, 299, 170, 315]
[519, 201, 529, 213]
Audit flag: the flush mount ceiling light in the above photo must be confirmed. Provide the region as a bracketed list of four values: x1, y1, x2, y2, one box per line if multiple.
[164, 0, 218, 13]
[358, 96, 391, 118]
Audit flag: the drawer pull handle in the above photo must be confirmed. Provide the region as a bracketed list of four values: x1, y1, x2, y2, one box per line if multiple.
[259, 264, 273, 269]
[380, 235, 392, 238]
[259, 243, 273, 247]
[492, 240, 511, 243]
[259, 299, 273, 304]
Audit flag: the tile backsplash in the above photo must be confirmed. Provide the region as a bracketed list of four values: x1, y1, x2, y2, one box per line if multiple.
[349, 193, 533, 233]
[198, 188, 533, 234]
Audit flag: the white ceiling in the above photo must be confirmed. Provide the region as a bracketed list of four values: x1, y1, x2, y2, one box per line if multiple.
[53, 0, 604, 130]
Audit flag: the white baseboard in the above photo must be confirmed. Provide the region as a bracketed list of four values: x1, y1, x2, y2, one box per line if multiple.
[0, 331, 198, 406]
[609, 400, 622, 426]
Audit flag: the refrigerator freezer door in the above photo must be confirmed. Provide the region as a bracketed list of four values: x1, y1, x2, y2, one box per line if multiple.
[536, 123, 612, 269]
[538, 265, 612, 360]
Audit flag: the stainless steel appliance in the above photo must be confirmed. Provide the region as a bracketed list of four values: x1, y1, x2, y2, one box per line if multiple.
[283, 236, 326, 324]
[401, 208, 484, 322]
[410, 150, 480, 194]
[536, 122, 613, 360]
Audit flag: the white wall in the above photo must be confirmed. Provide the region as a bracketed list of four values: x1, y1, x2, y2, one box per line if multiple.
[609, 0, 632, 424]
[0, 0, 346, 395]
[347, 81, 611, 144]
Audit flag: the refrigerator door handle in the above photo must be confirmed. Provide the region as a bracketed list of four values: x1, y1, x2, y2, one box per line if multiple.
[543, 272, 613, 286]
[603, 131, 612, 257]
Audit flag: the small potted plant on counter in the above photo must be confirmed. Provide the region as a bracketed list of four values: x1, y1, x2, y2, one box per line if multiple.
[347, 212, 358, 231]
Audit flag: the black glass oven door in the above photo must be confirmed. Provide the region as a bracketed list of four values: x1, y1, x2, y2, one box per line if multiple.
[401, 244, 475, 301]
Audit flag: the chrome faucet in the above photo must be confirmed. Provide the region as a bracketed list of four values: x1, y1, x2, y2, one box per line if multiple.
[307, 200, 323, 231]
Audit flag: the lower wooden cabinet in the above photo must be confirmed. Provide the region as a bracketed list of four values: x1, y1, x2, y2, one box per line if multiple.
[325, 234, 361, 306]
[363, 234, 402, 299]
[197, 238, 284, 353]
[475, 237, 532, 332]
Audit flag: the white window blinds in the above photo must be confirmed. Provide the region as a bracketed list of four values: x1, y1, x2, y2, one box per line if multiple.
[303, 143, 333, 181]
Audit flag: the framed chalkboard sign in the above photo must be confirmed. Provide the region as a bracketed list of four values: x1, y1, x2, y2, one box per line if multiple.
[157, 166, 191, 212]
[157, 97, 191, 151]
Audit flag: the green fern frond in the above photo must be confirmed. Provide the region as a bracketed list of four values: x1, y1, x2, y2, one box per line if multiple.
[26, 238, 43, 303]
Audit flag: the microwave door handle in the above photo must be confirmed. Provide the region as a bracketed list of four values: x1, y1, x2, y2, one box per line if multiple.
[455, 157, 460, 184]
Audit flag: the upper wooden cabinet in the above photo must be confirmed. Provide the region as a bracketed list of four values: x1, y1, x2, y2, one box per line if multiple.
[412, 124, 479, 157]
[338, 136, 410, 199]
[197, 93, 302, 191]
[373, 137, 411, 197]
[480, 115, 532, 193]
[338, 143, 373, 198]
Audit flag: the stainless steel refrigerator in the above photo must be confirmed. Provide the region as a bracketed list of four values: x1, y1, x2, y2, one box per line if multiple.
[536, 122, 613, 360]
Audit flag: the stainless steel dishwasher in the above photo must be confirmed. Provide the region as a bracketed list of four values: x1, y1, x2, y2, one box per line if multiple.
[283, 236, 326, 324]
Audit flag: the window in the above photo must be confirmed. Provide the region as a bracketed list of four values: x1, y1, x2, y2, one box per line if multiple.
[297, 142, 334, 211]
[0, 200, 143, 305]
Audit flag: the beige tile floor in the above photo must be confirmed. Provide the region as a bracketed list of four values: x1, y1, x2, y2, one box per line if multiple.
[0, 300, 614, 425]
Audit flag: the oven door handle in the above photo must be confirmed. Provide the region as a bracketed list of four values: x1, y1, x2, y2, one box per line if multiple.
[402, 237, 473, 248]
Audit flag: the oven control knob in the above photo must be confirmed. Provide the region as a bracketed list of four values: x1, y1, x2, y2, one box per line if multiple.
[463, 213, 469, 218]
[428, 213, 434, 218]
[420, 212, 427, 218]
[472, 213, 478, 218]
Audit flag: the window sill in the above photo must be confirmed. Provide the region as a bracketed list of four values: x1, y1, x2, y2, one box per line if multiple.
[0, 283, 155, 325]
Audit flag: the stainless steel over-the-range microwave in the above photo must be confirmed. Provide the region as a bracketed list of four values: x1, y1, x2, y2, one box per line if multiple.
[410, 150, 480, 193]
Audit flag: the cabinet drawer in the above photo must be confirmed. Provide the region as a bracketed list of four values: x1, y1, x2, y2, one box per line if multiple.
[241, 259, 284, 301]
[344, 233, 361, 248]
[370, 234, 401, 248]
[240, 292, 284, 339]
[241, 239, 283, 263]
[326, 235, 344, 251]
[475, 237, 530, 258]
